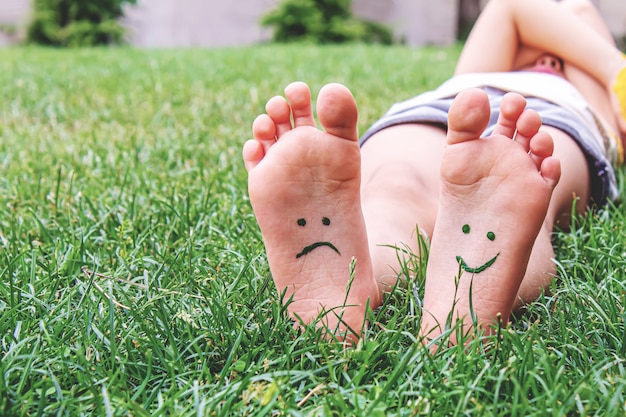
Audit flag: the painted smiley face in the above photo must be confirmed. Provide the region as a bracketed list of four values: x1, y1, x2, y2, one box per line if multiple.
[455, 224, 500, 274]
[295, 216, 341, 259]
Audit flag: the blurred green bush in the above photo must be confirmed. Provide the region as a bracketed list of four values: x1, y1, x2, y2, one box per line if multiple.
[27, 0, 136, 47]
[262, 0, 393, 44]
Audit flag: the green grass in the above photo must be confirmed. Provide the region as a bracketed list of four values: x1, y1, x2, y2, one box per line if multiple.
[0, 44, 624, 416]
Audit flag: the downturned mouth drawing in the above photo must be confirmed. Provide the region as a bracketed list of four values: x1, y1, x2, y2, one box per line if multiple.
[296, 241, 341, 259]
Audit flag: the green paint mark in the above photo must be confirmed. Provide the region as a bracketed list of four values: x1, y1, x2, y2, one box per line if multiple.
[297, 218, 306, 227]
[322, 217, 330, 226]
[487, 231, 496, 241]
[456, 253, 500, 274]
[462, 224, 470, 234]
[296, 242, 341, 258]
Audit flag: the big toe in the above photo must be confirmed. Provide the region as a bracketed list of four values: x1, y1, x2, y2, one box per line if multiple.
[316, 83, 359, 141]
[447, 88, 491, 145]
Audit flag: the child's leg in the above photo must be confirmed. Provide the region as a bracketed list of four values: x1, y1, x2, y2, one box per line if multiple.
[457, 0, 626, 162]
[455, 0, 624, 85]
[359, 124, 445, 292]
[558, 0, 625, 140]
[512, 124, 590, 307]
[561, 0, 615, 41]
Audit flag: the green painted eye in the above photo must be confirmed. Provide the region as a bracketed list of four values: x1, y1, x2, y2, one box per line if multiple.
[322, 217, 330, 226]
[487, 231, 496, 241]
[462, 224, 470, 234]
[297, 218, 306, 227]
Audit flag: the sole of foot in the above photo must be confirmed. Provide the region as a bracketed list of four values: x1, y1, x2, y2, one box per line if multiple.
[243, 82, 381, 342]
[420, 88, 560, 344]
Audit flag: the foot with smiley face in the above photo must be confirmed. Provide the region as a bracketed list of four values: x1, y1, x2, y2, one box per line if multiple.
[420, 88, 561, 343]
[243, 82, 381, 341]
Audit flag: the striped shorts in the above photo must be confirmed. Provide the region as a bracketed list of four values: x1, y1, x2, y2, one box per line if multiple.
[359, 87, 619, 207]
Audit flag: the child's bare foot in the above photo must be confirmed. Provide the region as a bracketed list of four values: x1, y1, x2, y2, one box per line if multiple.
[242, 82, 381, 340]
[421, 88, 561, 341]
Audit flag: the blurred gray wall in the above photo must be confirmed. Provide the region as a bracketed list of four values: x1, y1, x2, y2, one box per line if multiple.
[0, 0, 30, 46]
[352, 0, 458, 45]
[600, 0, 626, 38]
[123, 0, 277, 47]
[1, 0, 624, 47]
[122, 0, 459, 47]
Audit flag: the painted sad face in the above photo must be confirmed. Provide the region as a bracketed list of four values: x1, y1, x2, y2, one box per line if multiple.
[455, 224, 500, 274]
[295, 216, 341, 259]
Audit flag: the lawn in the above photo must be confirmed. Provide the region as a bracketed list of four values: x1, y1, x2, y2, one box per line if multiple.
[0, 44, 624, 416]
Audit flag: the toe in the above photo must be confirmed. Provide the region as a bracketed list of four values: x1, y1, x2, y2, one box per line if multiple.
[285, 82, 316, 128]
[529, 131, 554, 159]
[447, 88, 490, 144]
[253, 114, 277, 141]
[528, 130, 554, 170]
[265, 95, 293, 137]
[242, 139, 264, 172]
[316, 83, 359, 142]
[492, 92, 527, 139]
[252, 114, 279, 155]
[540, 156, 561, 189]
[514, 109, 542, 152]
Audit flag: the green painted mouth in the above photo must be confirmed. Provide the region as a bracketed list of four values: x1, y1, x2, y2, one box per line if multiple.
[456, 253, 500, 274]
[296, 242, 341, 259]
